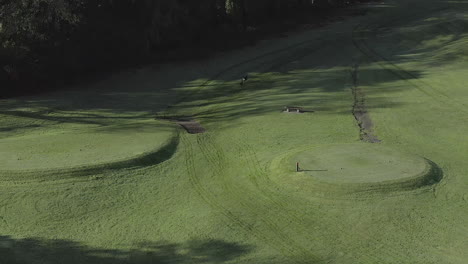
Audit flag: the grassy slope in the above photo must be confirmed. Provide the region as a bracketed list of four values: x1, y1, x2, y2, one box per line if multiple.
[1, 0, 467, 263]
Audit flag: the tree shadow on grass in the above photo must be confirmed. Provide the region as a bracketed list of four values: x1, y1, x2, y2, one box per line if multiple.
[167, 67, 416, 126]
[0, 236, 254, 264]
[355, 1, 468, 68]
[0, 1, 433, 134]
[0, 63, 418, 137]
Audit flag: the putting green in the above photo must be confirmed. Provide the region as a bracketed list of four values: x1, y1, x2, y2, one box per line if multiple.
[271, 143, 441, 195]
[0, 120, 176, 173]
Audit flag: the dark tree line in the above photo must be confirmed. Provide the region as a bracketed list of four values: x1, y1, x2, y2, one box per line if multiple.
[0, 0, 358, 97]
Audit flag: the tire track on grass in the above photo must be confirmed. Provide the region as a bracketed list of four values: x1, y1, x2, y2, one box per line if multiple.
[351, 7, 468, 115]
[194, 133, 317, 261]
[175, 22, 340, 263]
[233, 133, 428, 263]
[186, 5, 464, 261]
[232, 142, 383, 263]
[182, 24, 384, 263]
[176, 37, 338, 260]
[179, 5, 435, 262]
[215, 138, 400, 263]
[182, 134, 313, 260]
[215, 15, 441, 261]
[352, 5, 468, 187]
[352, 6, 468, 205]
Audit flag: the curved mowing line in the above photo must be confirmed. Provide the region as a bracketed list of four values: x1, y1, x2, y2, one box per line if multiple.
[172, 14, 359, 259]
[174, 27, 339, 260]
[181, 134, 311, 260]
[174, 4, 451, 261]
[0, 134, 180, 183]
[234, 141, 405, 263]
[194, 133, 318, 261]
[164, 7, 450, 263]
[232, 138, 435, 263]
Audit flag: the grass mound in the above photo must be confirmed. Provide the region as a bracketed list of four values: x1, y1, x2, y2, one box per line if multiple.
[0, 120, 179, 181]
[270, 143, 442, 197]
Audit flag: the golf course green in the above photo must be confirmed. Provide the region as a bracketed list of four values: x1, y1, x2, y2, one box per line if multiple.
[0, 121, 175, 170]
[1, 0, 467, 263]
[292, 144, 428, 184]
[270, 143, 442, 196]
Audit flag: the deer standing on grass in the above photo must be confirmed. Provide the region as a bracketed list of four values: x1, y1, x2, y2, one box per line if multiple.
[240, 74, 248, 86]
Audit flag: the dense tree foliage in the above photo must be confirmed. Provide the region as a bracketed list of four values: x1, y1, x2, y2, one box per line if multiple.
[0, 0, 356, 96]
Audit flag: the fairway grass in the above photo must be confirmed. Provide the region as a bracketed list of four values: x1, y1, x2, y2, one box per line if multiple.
[1, 0, 468, 263]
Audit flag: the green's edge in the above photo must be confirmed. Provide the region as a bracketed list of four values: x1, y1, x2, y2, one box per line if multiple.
[269, 143, 443, 197]
[0, 130, 181, 183]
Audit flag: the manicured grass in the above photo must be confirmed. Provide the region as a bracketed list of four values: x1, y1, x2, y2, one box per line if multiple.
[289, 144, 427, 184]
[0, 0, 467, 263]
[0, 120, 175, 171]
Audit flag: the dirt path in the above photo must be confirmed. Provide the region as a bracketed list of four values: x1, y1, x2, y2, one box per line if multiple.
[176, 120, 205, 134]
[351, 63, 381, 143]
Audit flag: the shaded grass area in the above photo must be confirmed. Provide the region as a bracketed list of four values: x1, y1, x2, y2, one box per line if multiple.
[0, 1, 369, 100]
[1, 0, 468, 263]
[0, 236, 252, 264]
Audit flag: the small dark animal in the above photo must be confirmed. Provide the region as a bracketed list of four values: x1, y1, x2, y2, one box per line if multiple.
[240, 74, 248, 86]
